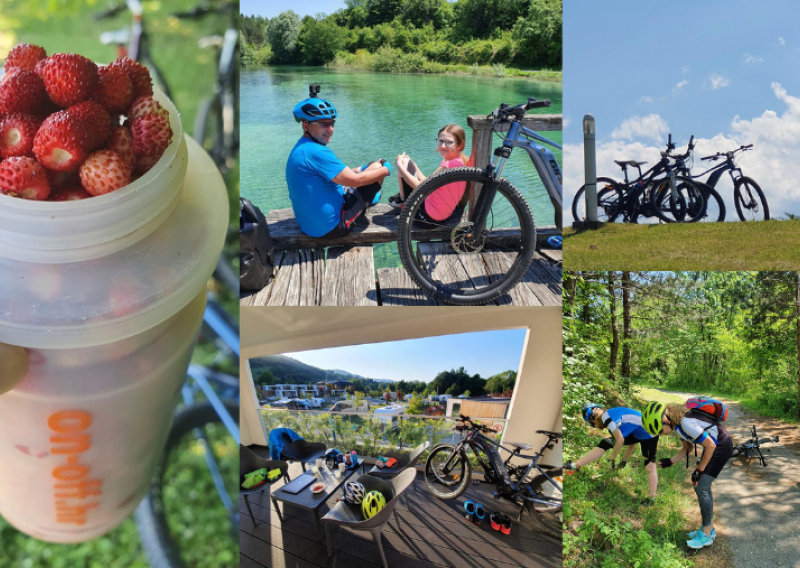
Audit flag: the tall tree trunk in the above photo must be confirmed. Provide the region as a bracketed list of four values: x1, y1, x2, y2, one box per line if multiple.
[621, 271, 632, 389]
[796, 272, 800, 420]
[608, 272, 619, 382]
[582, 272, 591, 325]
[564, 271, 577, 319]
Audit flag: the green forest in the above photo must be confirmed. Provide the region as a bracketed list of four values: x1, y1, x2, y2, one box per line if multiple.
[239, 0, 561, 75]
[562, 271, 800, 567]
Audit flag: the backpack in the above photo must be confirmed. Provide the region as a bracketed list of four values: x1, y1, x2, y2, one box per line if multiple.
[685, 397, 727, 422]
[239, 197, 275, 291]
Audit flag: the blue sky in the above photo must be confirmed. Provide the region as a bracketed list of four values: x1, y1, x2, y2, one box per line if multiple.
[241, 0, 349, 19]
[284, 329, 526, 383]
[564, 0, 800, 221]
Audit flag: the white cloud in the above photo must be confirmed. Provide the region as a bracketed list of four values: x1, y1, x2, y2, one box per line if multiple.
[564, 84, 800, 223]
[779, 37, 786, 46]
[611, 114, 670, 142]
[673, 80, 689, 95]
[743, 53, 763, 64]
[709, 74, 730, 90]
[639, 95, 653, 103]
[563, 116, 571, 128]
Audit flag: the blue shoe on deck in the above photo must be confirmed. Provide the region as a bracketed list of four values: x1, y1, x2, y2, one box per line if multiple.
[687, 530, 715, 549]
[687, 527, 715, 540]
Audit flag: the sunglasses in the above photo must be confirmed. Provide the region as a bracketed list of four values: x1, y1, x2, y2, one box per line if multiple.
[315, 120, 336, 128]
[436, 139, 457, 148]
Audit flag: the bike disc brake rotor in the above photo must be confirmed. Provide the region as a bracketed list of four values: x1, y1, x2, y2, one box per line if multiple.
[451, 221, 486, 254]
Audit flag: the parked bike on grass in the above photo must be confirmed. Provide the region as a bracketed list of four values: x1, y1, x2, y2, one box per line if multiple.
[424, 415, 562, 535]
[398, 98, 562, 306]
[693, 145, 770, 221]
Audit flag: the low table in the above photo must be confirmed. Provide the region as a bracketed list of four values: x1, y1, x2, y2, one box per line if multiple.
[271, 459, 365, 539]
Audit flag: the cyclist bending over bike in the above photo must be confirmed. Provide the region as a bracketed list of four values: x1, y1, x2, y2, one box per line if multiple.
[642, 401, 733, 550]
[286, 89, 390, 238]
[389, 123, 470, 223]
[565, 403, 660, 504]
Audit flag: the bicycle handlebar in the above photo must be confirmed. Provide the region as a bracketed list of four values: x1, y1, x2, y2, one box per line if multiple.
[700, 144, 753, 161]
[491, 98, 551, 122]
[455, 414, 496, 434]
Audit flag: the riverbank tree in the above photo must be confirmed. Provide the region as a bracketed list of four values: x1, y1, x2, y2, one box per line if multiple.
[240, 0, 561, 72]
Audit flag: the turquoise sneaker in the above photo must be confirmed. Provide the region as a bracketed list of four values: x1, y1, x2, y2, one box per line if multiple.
[687, 530, 715, 549]
[687, 527, 716, 540]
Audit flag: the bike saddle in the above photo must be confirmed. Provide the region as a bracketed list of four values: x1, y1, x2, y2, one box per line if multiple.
[507, 441, 533, 451]
[614, 160, 647, 168]
[536, 430, 562, 439]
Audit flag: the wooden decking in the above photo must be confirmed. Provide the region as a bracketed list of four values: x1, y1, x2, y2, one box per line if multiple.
[240, 462, 562, 568]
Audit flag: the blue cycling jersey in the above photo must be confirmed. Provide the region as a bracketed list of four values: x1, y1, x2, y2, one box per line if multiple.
[601, 408, 652, 441]
[285, 137, 348, 237]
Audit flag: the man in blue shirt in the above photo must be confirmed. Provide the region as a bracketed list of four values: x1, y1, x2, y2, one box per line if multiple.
[286, 89, 390, 238]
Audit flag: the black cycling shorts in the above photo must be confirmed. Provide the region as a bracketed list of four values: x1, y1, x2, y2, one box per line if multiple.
[700, 435, 733, 478]
[321, 183, 382, 239]
[597, 434, 659, 465]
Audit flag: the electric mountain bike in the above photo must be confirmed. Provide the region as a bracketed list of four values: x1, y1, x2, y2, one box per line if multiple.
[731, 425, 779, 466]
[397, 98, 562, 306]
[694, 145, 770, 221]
[424, 415, 562, 536]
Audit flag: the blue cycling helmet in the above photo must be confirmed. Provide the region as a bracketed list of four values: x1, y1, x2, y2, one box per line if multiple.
[583, 403, 601, 424]
[293, 97, 337, 122]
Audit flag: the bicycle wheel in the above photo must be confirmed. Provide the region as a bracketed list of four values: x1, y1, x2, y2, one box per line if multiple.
[424, 444, 471, 499]
[650, 177, 707, 223]
[731, 446, 742, 458]
[571, 177, 620, 223]
[397, 167, 536, 306]
[734, 176, 770, 221]
[194, 95, 224, 169]
[696, 183, 726, 222]
[135, 401, 239, 568]
[524, 468, 562, 536]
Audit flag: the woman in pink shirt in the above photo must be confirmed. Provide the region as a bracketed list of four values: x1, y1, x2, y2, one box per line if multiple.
[389, 124, 469, 222]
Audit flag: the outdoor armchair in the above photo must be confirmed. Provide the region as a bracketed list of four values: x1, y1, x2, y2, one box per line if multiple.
[280, 439, 328, 471]
[322, 468, 417, 568]
[239, 444, 289, 526]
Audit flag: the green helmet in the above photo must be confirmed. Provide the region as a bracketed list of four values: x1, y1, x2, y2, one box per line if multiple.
[642, 401, 665, 436]
[361, 490, 386, 520]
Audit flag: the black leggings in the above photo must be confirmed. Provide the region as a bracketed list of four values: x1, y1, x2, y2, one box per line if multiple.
[321, 183, 382, 239]
[597, 434, 659, 465]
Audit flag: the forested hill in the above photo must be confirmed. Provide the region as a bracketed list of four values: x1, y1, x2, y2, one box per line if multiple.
[240, 0, 562, 73]
[563, 271, 800, 422]
[249, 354, 392, 384]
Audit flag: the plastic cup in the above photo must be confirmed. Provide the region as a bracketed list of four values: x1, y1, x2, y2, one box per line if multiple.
[316, 458, 324, 469]
[0, 90, 228, 543]
[338, 463, 346, 474]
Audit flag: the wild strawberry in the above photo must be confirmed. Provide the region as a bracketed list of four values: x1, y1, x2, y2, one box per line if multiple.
[94, 64, 133, 113]
[135, 153, 161, 175]
[0, 156, 50, 200]
[112, 57, 153, 99]
[33, 111, 92, 171]
[131, 112, 172, 158]
[0, 69, 47, 114]
[40, 53, 98, 107]
[4, 44, 47, 73]
[107, 125, 135, 170]
[128, 96, 168, 122]
[79, 149, 131, 196]
[50, 184, 91, 201]
[68, 101, 112, 149]
[0, 113, 40, 158]
[34, 57, 48, 78]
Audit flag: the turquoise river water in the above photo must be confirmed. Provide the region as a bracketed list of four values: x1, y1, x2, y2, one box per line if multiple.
[241, 66, 562, 268]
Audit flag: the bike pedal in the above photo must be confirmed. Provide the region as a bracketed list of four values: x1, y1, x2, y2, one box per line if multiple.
[491, 491, 501, 500]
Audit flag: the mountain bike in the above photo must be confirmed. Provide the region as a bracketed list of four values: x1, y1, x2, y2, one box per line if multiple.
[731, 425, 779, 467]
[694, 145, 770, 221]
[424, 415, 562, 536]
[177, 1, 240, 174]
[134, 293, 240, 568]
[572, 135, 706, 224]
[94, 0, 173, 99]
[397, 98, 562, 306]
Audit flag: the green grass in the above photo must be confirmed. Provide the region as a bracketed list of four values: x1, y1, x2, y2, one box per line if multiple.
[0, 3, 238, 567]
[563, 220, 800, 271]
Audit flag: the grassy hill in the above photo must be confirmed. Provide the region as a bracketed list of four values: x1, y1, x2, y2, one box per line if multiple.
[564, 220, 800, 271]
[250, 355, 394, 385]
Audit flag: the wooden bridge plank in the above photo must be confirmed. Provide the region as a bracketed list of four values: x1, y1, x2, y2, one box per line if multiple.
[376, 268, 438, 306]
[480, 249, 542, 307]
[322, 245, 378, 306]
[539, 248, 562, 264]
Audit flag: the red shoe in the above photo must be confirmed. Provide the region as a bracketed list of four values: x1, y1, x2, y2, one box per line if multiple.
[490, 512, 503, 531]
[500, 513, 512, 535]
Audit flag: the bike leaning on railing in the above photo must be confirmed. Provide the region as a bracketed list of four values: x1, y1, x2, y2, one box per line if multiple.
[397, 98, 562, 306]
[424, 415, 562, 536]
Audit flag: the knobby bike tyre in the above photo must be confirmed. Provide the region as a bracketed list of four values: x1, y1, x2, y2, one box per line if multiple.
[525, 468, 562, 536]
[424, 444, 472, 499]
[734, 176, 770, 221]
[397, 167, 536, 306]
[194, 95, 225, 170]
[135, 401, 240, 568]
[650, 177, 706, 223]
[696, 183, 726, 222]
[571, 177, 620, 223]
